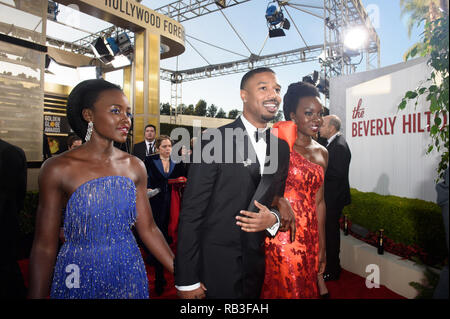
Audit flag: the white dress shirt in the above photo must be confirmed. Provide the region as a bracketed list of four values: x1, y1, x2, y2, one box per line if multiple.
[240, 115, 268, 175]
[326, 132, 339, 147]
[176, 115, 280, 292]
[145, 140, 154, 155]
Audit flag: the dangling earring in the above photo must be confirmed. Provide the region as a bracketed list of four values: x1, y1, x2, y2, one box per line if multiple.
[291, 118, 296, 124]
[85, 121, 93, 142]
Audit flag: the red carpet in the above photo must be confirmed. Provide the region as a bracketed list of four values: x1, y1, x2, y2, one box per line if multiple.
[18, 256, 405, 299]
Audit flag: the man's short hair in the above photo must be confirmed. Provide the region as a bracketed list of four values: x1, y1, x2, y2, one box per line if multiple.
[328, 115, 342, 132]
[240, 67, 275, 90]
[145, 124, 156, 132]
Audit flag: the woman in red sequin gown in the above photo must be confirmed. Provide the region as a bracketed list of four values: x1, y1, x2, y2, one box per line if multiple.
[262, 82, 329, 299]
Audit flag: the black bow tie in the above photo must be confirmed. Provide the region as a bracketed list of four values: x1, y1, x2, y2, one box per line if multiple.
[254, 129, 269, 142]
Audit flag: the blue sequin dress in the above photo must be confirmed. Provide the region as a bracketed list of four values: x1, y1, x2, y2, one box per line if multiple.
[50, 176, 149, 299]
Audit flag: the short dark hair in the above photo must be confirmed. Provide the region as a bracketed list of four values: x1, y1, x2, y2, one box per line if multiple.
[328, 115, 342, 132]
[66, 79, 122, 140]
[240, 67, 275, 90]
[283, 81, 320, 120]
[145, 124, 156, 132]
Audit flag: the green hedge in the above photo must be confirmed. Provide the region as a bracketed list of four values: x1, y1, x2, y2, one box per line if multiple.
[343, 188, 447, 259]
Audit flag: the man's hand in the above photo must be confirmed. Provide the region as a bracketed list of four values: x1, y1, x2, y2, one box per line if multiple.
[277, 197, 296, 242]
[236, 200, 277, 232]
[177, 283, 207, 299]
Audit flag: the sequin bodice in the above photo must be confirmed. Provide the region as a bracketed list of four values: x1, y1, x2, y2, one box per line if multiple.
[63, 176, 137, 245]
[50, 176, 149, 299]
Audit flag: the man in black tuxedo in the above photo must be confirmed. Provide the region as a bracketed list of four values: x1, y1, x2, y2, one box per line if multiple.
[174, 68, 292, 299]
[132, 124, 156, 161]
[0, 139, 27, 298]
[319, 115, 351, 281]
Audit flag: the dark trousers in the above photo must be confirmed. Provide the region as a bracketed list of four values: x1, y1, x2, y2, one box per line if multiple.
[325, 208, 342, 275]
[0, 261, 27, 299]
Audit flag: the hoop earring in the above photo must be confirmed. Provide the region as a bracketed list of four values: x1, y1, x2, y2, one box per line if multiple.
[85, 121, 93, 142]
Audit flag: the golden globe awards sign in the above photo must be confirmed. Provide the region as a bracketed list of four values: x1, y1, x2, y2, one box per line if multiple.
[345, 60, 447, 203]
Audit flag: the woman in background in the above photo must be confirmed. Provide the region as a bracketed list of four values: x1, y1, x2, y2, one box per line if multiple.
[144, 135, 186, 295]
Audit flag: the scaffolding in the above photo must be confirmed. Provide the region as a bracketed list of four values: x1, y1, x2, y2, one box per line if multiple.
[43, 0, 380, 119]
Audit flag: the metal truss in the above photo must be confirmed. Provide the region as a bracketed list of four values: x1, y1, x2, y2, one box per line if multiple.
[44, 0, 379, 113]
[154, 0, 251, 22]
[160, 44, 324, 82]
[322, 0, 380, 77]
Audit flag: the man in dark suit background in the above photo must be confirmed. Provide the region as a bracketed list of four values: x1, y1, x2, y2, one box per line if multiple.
[132, 124, 156, 161]
[319, 115, 351, 281]
[0, 139, 27, 298]
[175, 67, 293, 299]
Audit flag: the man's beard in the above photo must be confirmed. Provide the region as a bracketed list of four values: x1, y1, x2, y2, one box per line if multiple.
[261, 113, 276, 123]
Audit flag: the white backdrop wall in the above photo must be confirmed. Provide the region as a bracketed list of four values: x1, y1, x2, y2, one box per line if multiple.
[345, 60, 446, 203]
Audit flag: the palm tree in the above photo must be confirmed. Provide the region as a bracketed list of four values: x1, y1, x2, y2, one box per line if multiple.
[400, 0, 448, 36]
[400, 0, 448, 60]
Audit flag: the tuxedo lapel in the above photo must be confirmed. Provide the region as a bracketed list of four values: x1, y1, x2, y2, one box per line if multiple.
[233, 118, 260, 186]
[246, 131, 276, 212]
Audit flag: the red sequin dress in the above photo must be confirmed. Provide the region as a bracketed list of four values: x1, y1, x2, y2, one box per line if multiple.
[262, 130, 324, 299]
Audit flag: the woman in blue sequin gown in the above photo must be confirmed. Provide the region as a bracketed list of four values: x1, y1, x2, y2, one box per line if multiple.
[28, 80, 174, 299]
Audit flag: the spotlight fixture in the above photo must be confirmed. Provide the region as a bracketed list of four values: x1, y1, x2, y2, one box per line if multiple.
[343, 26, 368, 51]
[302, 71, 329, 99]
[90, 32, 134, 68]
[77, 65, 101, 80]
[91, 37, 114, 64]
[265, 1, 290, 38]
[215, 0, 226, 8]
[47, 0, 60, 21]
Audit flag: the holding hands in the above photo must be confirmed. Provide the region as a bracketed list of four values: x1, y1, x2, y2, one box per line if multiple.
[236, 199, 296, 242]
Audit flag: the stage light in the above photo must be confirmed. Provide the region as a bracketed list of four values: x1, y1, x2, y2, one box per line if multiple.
[343, 26, 368, 51]
[215, 0, 226, 8]
[266, 4, 284, 26]
[266, 1, 290, 38]
[45, 54, 58, 74]
[302, 71, 329, 99]
[317, 77, 330, 99]
[116, 32, 133, 56]
[91, 37, 114, 59]
[77, 65, 100, 80]
[110, 55, 131, 68]
[91, 33, 134, 68]
[269, 28, 286, 38]
[47, 0, 60, 21]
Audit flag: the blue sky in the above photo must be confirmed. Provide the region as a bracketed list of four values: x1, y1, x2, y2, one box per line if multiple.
[1, 0, 422, 113]
[140, 0, 423, 113]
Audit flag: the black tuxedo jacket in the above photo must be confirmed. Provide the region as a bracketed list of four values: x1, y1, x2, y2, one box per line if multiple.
[132, 141, 154, 162]
[324, 134, 351, 210]
[0, 139, 27, 264]
[174, 118, 290, 298]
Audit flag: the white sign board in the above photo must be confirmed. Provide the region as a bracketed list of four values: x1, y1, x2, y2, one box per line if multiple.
[346, 61, 447, 203]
